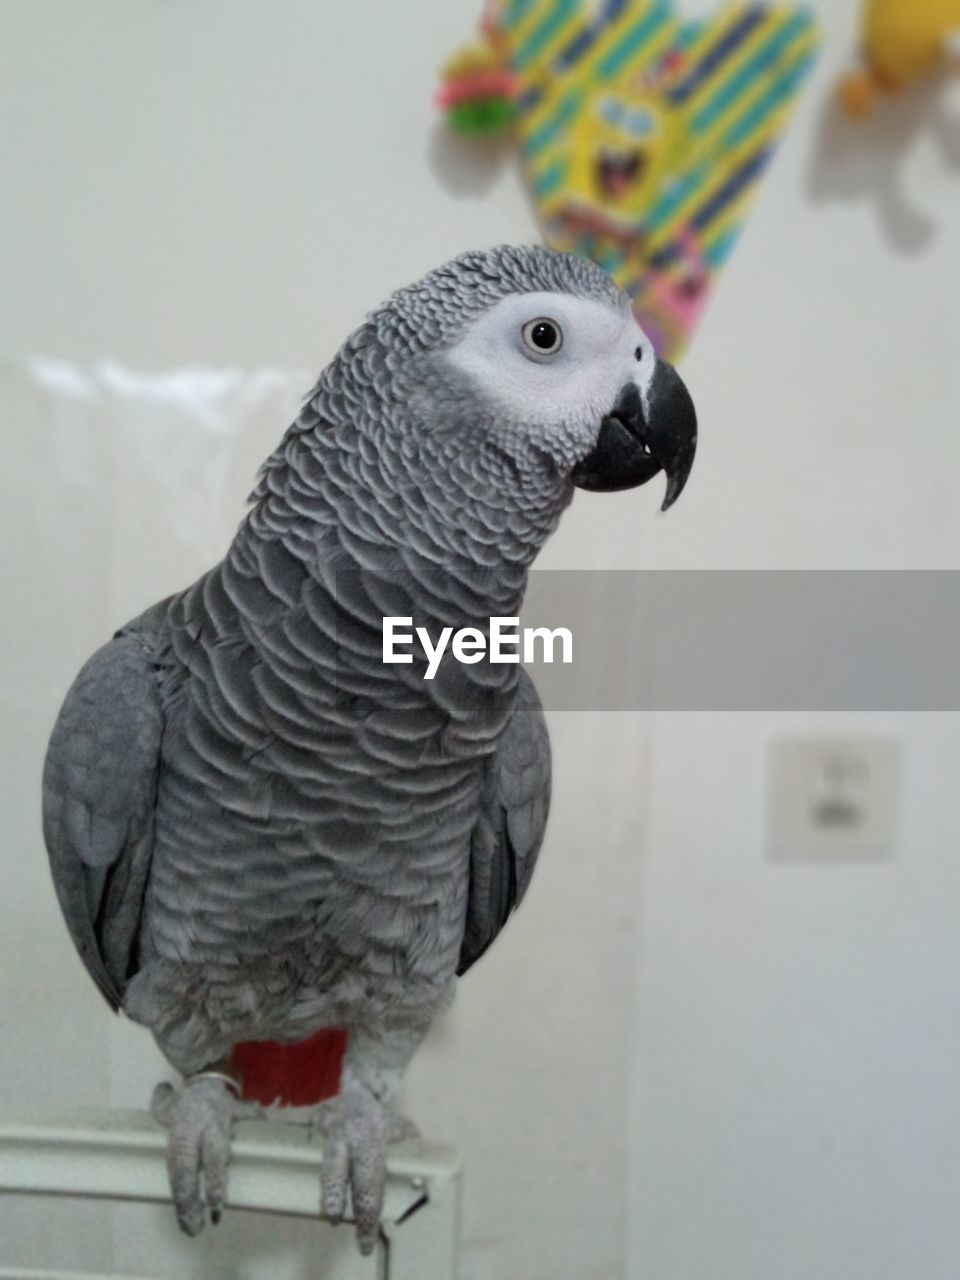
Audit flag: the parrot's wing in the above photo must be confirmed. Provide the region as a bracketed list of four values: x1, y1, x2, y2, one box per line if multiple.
[42, 629, 163, 1010]
[457, 669, 551, 975]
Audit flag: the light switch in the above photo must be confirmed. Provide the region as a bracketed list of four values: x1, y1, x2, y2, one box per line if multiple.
[767, 736, 900, 861]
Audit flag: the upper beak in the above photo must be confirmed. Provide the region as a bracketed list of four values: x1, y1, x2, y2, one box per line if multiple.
[571, 360, 697, 511]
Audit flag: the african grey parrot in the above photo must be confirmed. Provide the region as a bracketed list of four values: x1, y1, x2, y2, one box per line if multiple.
[42, 245, 696, 1253]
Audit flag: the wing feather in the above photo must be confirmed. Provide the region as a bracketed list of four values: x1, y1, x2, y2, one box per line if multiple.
[42, 629, 163, 1009]
[458, 670, 551, 975]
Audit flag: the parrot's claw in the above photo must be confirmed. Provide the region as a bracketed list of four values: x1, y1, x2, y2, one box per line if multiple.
[151, 1075, 238, 1236]
[317, 1071, 394, 1256]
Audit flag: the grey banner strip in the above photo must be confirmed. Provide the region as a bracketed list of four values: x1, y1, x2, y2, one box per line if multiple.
[519, 571, 959, 710]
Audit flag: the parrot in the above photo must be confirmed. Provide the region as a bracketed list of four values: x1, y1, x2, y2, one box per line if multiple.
[41, 245, 697, 1254]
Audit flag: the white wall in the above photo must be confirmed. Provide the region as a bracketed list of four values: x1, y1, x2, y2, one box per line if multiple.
[1, 2, 958, 1279]
[624, 4, 960, 1278]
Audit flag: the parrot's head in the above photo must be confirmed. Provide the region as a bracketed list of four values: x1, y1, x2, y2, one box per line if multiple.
[376, 244, 697, 514]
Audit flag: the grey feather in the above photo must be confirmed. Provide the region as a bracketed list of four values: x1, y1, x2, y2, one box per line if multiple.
[42, 617, 166, 1009]
[41, 245, 626, 1074]
[458, 670, 551, 975]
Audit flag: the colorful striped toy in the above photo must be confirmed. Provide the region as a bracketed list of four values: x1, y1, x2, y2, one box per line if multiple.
[442, 1, 820, 360]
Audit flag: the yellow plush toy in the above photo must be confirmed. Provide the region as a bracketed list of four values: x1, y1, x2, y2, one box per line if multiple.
[840, 0, 960, 116]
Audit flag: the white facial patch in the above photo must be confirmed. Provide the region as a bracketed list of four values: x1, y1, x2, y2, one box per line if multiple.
[442, 291, 657, 437]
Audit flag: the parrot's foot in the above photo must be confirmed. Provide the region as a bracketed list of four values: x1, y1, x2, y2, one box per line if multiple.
[151, 1072, 239, 1236]
[316, 1070, 412, 1255]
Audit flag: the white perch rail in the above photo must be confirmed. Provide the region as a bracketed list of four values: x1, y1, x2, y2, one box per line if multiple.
[0, 1109, 461, 1280]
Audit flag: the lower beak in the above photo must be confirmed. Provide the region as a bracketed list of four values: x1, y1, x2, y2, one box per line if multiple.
[571, 360, 698, 511]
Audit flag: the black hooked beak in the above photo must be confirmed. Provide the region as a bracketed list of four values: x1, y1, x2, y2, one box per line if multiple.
[571, 360, 698, 511]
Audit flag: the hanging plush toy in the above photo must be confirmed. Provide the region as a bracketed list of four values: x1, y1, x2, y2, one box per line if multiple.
[437, 40, 519, 135]
[440, 1, 819, 362]
[839, 0, 960, 117]
[437, 0, 521, 135]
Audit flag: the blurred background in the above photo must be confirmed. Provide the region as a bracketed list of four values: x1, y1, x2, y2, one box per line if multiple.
[1, 1, 958, 1277]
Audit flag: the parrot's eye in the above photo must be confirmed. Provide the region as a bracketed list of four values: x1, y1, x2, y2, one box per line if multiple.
[521, 317, 563, 356]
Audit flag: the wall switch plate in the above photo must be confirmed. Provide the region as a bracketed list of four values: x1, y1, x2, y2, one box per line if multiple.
[767, 736, 900, 862]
